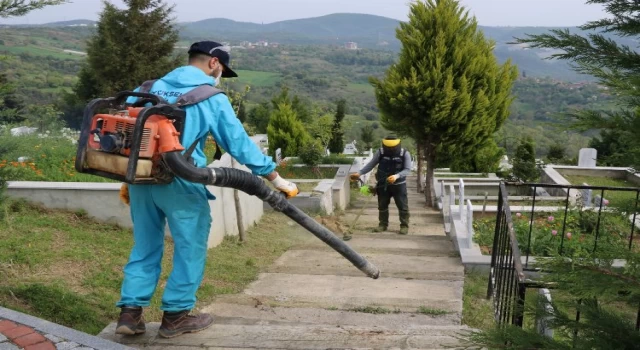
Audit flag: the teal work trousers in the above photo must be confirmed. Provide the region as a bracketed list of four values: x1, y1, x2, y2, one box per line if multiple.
[116, 178, 212, 312]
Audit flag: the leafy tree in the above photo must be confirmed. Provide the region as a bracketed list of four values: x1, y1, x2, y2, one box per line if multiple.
[73, 0, 182, 102]
[237, 100, 247, 123]
[513, 0, 640, 168]
[307, 114, 333, 151]
[450, 139, 505, 174]
[512, 137, 539, 182]
[0, 0, 69, 214]
[328, 99, 346, 154]
[270, 86, 313, 124]
[298, 139, 324, 167]
[266, 102, 310, 157]
[360, 125, 375, 151]
[369, 0, 518, 205]
[546, 143, 567, 163]
[0, 0, 68, 17]
[0, 69, 24, 124]
[23, 104, 64, 133]
[247, 101, 272, 134]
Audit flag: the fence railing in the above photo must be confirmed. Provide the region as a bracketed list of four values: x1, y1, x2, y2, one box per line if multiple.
[486, 182, 528, 327]
[487, 181, 640, 333]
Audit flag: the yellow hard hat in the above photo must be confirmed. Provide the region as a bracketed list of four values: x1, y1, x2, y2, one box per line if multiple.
[382, 135, 400, 147]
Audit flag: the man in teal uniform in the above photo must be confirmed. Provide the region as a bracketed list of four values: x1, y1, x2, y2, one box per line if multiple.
[115, 42, 299, 338]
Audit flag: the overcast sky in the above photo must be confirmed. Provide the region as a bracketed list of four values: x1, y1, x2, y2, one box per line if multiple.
[0, 0, 607, 26]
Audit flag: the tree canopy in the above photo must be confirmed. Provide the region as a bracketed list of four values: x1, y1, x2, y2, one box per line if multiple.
[514, 0, 640, 168]
[73, 0, 182, 102]
[0, 0, 68, 18]
[370, 0, 518, 204]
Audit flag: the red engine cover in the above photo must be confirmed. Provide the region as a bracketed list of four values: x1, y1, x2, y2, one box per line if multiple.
[88, 109, 159, 159]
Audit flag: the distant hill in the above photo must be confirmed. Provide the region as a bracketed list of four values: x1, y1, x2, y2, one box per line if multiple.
[4, 12, 636, 82]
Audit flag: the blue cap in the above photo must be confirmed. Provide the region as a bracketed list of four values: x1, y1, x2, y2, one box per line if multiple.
[188, 41, 238, 78]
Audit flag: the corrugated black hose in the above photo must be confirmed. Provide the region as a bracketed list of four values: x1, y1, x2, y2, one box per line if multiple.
[162, 151, 381, 279]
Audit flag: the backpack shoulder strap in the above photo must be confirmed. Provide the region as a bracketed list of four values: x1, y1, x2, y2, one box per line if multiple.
[174, 85, 225, 107]
[138, 79, 158, 94]
[176, 85, 226, 162]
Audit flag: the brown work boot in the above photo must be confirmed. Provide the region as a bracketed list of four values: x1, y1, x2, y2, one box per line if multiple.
[115, 306, 145, 335]
[158, 310, 214, 338]
[373, 225, 387, 232]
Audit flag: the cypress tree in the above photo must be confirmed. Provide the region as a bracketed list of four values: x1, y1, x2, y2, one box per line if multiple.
[328, 99, 346, 154]
[266, 102, 310, 157]
[370, 0, 518, 206]
[74, 0, 182, 102]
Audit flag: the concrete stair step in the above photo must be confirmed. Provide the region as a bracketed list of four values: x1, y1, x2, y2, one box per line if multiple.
[341, 213, 443, 225]
[201, 303, 462, 328]
[211, 273, 463, 314]
[345, 227, 447, 237]
[264, 249, 464, 281]
[292, 235, 458, 257]
[349, 200, 429, 209]
[99, 320, 472, 349]
[348, 208, 442, 217]
[343, 222, 447, 237]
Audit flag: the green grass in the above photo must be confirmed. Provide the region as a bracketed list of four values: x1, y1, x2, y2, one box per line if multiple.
[0, 199, 309, 335]
[462, 271, 494, 331]
[276, 165, 339, 179]
[0, 45, 83, 60]
[233, 70, 281, 87]
[347, 83, 374, 94]
[416, 306, 450, 316]
[562, 174, 640, 205]
[348, 306, 401, 314]
[296, 181, 320, 192]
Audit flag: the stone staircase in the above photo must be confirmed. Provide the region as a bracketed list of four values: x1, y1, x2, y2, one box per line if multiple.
[99, 175, 471, 349]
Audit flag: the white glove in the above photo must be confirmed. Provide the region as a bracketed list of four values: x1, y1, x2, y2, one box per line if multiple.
[270, 175, 299, 199]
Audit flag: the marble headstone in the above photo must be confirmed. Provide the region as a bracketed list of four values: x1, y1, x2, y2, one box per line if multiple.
[578, 148, 597, 167]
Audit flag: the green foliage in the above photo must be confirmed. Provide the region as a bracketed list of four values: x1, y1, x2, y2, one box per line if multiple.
[473, 208, 633, 257]
[328, 99, 346, 154]
[546, 143, 567, 163]
[307, 114, 333, 150]
[73, 0, 182, 102]
[266, 102, 310, 157]
[298, 139, 324, 167]
[22, 104, 65, 132]
[369, 0, 518, 204]
[237, 99, 247, 123]
[270, 86, 313, 124]
[512, 137, 539, 182]
[513, 0, 640, 169]
[247, 101, 271, 133]
[449, 139, 505, 173]
[467, 191, 640, 349]
[360, 124, 375, 151]
[0, 0, 68, 18]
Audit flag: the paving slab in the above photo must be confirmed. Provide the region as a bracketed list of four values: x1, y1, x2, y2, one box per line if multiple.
[100, 322, 470, 350]
[265, 249, 464, 280]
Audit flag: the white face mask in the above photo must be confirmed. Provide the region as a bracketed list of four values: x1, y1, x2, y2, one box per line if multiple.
[213, 64, 223, 86]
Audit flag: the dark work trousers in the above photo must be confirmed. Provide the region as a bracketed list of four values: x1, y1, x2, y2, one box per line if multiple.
[376, 182, 410, 228]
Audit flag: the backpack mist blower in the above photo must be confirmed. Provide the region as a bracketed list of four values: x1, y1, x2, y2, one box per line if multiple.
[74, 90, 380, 279]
